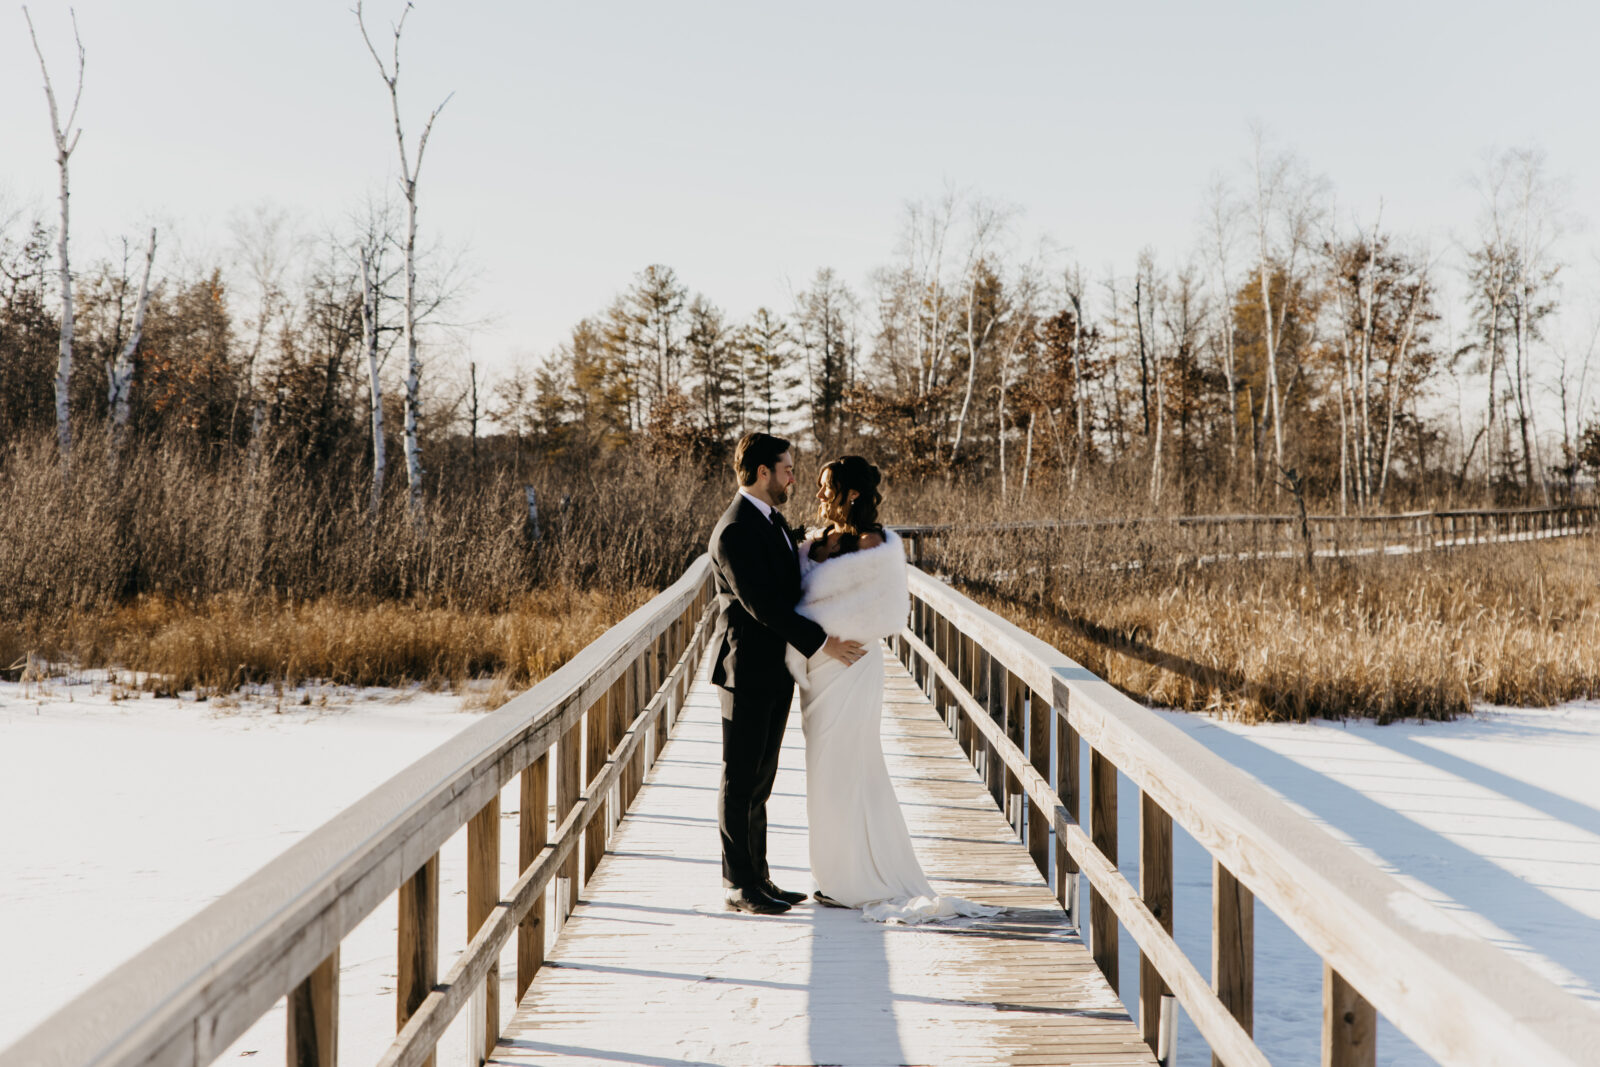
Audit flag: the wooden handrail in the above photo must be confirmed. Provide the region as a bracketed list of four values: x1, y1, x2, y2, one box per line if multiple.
[2, 556, 716, 1067]
[893, 505, 1599, 566]
[901, 566, 1600, 1066]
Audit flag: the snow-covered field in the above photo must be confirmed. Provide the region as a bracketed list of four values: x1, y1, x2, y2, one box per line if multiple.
[1112, 700, 1600, 1064]
[3, 671, 1598, 1065]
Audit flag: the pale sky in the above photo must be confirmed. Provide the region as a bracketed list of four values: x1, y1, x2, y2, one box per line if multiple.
[3, 1, 1598, 381]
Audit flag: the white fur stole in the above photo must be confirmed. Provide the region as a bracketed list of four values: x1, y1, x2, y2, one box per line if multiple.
[785, 530, 911, 686]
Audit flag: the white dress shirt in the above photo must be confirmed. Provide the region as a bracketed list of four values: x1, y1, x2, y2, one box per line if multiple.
[738, 488, 774, 521]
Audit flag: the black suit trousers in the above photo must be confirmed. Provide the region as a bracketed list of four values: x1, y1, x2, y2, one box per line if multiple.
[717, 673, 796, 890]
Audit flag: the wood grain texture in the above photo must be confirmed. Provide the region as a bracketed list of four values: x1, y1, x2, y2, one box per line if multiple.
[517, 755, 549, 999]
[1026, 675, 1049, 877]
[1139, 795, 1173, 1055]
[1055, 688, 1081, 925]
[582, 693, 608, 882]
[467, 796, 501, 1061]
[1323, 965, 1376, 1067]
[493, 652, 1155, 1067]
[287, 949, 337, 1067]
[1213, 860, 1254, 1067]
[397, 854, 438, 1067]
[1090, 748, 1119, 990]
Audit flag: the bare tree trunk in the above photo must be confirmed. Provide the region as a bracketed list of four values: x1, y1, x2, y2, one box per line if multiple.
[358, 0, 452, 522]
[1337, 374, 1350, 515]
[1252, 142, 1283, 497]
[1022, 412, 1035, 495]
[361, 244, 386, 516]
[1376, 287, 1421, 503]
[469, 358, 480, 464]
[1484, 267, 1504, 493]
[108, 227, 156, 453]
[1356, 233, 1378, 508]
[996, 370, 1007, 501]
[1065, 270, 1088, 485]
[25, 6, 85, 477]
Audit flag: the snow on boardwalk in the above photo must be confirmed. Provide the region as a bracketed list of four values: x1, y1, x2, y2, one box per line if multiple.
[494, 652, 1154, 1067]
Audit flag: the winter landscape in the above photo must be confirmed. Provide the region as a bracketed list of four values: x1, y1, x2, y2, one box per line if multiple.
[4, 3, 1600, 1066]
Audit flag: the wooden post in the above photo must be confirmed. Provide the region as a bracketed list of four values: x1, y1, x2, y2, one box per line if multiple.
[397, 854, 439, 1067]
[1090, 748, 1118, 989]
[981, 650, 1003, 809]
[1322, 965, 1376, 1067]
[625, 654, 644, 805]
[1213, 861, 1254, 1067]
[1055, 692, 1080, 924]
[953, 633, 966, 758]
[1026, 677, 1048, 877]
[583, 693, 609, 883]
[557, 721, 581, 920]
[1139, 795, 1173, 1057]
[467, 796, 501, 1062]
[288, 949, 338, 1067]
[652, 631, 667, 752]
[1004, 665, 1026, 834]
[517, 753, 548, 999]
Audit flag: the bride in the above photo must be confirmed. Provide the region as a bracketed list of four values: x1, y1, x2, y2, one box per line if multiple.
[786, 456, 999, 924]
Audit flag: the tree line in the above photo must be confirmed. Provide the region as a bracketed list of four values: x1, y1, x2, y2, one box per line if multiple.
[5, 3, 1597, 515]
[521, 143, 1600, 512]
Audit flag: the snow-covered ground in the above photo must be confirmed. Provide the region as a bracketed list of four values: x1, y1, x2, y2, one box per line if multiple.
[3, 671, 1598, 1066]
[0, 673, 498, 1065]
[1103, 700, 1600, 1065]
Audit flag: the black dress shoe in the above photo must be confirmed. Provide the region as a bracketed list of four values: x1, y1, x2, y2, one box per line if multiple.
[725, 886, 790, 915]
[812, 891, 850, 909]
[762, 880, 808, 906]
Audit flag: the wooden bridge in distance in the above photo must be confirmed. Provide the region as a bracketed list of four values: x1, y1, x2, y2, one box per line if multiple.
[8, 533, 1600, 1067]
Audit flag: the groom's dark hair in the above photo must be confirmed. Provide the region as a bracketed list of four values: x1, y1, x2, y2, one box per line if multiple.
[734, 432, 790, 486]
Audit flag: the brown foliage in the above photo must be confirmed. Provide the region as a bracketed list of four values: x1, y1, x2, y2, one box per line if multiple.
[950, 533, 1600, 722]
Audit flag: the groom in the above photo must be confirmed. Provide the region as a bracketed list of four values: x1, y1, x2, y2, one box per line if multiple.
[709, 432, 866, 915]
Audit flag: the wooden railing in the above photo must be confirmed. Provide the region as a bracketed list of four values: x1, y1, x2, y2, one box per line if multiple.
[14, 543, 1600, 1067]
[896, 567, 1600, 1067]
[895, 504, 1600, 567]
[3, 558, 716, 1067]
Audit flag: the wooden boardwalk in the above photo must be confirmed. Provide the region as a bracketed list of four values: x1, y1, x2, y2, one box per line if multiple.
[492, 649, 1154, 1067]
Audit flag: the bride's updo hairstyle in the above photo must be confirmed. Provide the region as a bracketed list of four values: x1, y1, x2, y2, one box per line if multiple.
[816, 455, 884, 551]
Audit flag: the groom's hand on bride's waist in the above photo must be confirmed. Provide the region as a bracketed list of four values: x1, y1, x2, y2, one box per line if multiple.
[822, 636, 867, 665]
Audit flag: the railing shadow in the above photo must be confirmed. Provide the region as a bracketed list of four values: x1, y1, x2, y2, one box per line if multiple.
[1361, 714, 1600, 842]
[1163, 716, 1600, 999]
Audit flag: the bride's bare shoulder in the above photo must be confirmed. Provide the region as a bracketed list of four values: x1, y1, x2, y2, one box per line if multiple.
[858, 531, 884, 549]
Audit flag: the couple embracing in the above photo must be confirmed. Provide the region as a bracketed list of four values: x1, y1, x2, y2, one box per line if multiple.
[708, 432, 996, 924]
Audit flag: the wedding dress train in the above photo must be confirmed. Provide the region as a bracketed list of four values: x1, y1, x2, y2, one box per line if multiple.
[787, 531, 1000, 925]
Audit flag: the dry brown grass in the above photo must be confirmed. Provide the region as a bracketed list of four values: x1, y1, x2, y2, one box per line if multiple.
[0, 430, 720, 691]
[957, 536, 1600, 723]
[1, 586, 651, 694]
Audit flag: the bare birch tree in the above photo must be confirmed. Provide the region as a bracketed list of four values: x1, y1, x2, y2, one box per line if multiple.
[949, 199, 1013, 462]
[23, 5, 85, 475]
[360, 242, 386, 514]
[107, 227, 155, 454]
[227, 203, 305, 444]
[1247, 128, 1324, 495]
[356, 0, 452, 519]
[1202, 179, 1242, 480]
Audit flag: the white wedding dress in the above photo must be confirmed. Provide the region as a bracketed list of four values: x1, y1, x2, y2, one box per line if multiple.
[786, 530, 1000, 924]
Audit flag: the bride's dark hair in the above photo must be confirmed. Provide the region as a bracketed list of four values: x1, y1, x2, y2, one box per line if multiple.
[816, 456, 884, 549]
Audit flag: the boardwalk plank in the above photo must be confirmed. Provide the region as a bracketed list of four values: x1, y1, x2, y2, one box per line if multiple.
[492, 650, 1155, 1067]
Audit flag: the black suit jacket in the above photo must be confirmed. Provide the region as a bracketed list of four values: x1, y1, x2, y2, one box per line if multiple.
[708, 494, 827, 691]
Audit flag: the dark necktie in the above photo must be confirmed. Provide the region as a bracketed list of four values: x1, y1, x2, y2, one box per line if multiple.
[768, 509, 791, 551]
